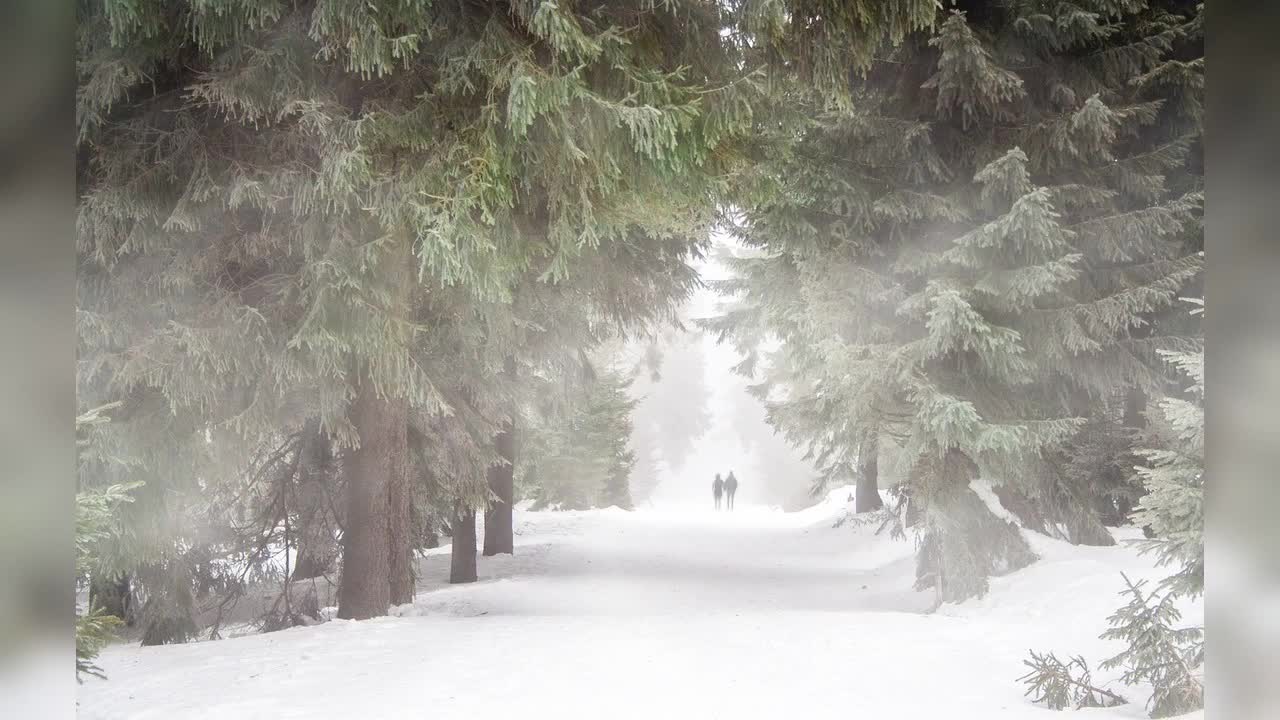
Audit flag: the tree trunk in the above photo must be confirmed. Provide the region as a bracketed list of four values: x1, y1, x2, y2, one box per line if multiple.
[89, 573, 135, 627]
[292, 420, 339, 581]
[387, 426, 414, 605]
[855, 436, 884, 513]
[336, 380, 407, 620]
[483, 357, 518, 556]
[338, 230, 414, 617]
[450, 506, 478, 584]
[482, 421, 516, 556]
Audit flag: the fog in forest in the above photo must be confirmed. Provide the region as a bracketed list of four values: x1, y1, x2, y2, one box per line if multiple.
[44, 2, 1227, 718]
[630, 240, 819, 510]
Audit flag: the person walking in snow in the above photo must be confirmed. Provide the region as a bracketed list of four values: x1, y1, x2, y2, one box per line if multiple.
[713, 473, 724, 510]
[724, 471, 739, 510]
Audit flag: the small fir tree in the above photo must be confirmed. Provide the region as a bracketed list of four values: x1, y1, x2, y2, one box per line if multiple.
[1100, 575, 1204, 718]
[75, 402, 138, 680]
[1131, 299, 1204, 598]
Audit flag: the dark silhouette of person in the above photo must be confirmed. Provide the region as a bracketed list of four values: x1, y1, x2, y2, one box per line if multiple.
[724, 471, 739, 510]
[713, 473, 724, 510]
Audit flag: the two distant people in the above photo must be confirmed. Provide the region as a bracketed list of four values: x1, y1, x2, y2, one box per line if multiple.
[712, 472, 739, 511]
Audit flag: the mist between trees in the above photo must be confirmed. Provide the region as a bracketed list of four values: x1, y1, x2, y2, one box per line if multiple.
[75, 1, 1201, 715]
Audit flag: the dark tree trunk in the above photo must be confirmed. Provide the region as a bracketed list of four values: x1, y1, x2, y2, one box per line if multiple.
[292, 420, 339, 581]
[89, 573, 135, 627]
[387, 423, 414, 605]
[138, 563, 197, 645]
[483, 357, 519, 556]
[903, 488, 922, 528]
[336, 379, 407, 620]
[482, 420, 516, 556]
[855, 437, 884, 513]
[450, 506, 478, 584]
[1122, 387, 1147, 437]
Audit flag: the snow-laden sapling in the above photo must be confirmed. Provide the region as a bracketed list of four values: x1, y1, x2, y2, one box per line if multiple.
[1131, 333, 1205, 600]
[1100, 574, 1204, 718]
[1019, 650, 1127, 710]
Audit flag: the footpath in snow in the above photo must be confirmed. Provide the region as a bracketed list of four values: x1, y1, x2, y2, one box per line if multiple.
[78, 489, 1203, 720]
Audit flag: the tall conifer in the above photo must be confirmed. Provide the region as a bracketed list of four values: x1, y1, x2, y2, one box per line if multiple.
[78, 0, 756, 621]
[708, 0, 1203, 602]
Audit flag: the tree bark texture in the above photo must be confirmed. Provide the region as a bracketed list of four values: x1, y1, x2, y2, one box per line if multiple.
[89, 573, 135, 627]
[450, 506, 478, 584]
[336, 379, 408, 620]
[387, 424, 414, 605]
[483, 357, 519, 556]
[482, 418, 516, 556]
[855, 435, 884, 513]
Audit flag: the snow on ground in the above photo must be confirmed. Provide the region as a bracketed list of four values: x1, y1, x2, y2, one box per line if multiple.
[78, 489, 1203, 720]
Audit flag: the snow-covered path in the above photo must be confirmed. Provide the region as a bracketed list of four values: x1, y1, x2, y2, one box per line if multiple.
[410, 504, 929, 619]
[79, 493, 1201, 720]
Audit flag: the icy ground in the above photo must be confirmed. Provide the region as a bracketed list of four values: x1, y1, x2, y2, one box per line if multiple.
[79, 489, 1203, 719]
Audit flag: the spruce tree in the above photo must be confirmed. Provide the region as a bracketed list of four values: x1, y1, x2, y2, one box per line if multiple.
[708, 0, 1203, 602]
[1131, 298, 1203, 598]
[78, 0, 756, 621]
[483, 359, 518, 557]
[1100, 575, 1204, 717]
